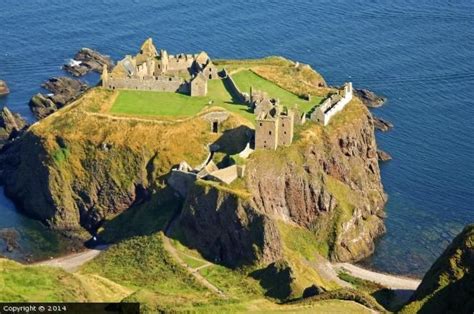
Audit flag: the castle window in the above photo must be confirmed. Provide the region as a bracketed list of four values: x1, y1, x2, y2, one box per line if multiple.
[282, 123, 285, 127]
[259, 123, 262, 126]
[169, 78, 172, 81]
[284, 131, 287, 134]
[212, 121, 218, 133]
[269, 131, 272, 135]
[209, 74, 212, 79]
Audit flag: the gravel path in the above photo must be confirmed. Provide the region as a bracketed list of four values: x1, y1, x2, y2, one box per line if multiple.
[34, 245, 108, 272]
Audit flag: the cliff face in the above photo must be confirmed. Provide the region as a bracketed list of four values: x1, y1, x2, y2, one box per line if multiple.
[246, 106, 386, 262]
[179, 183, 283, 268]
[179, 99, 386, 266]
[0, 89, 250, 237]
[402, 224, 474, 314]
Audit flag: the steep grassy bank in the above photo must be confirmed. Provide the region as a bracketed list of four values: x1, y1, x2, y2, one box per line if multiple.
[401, 224, 474, 313]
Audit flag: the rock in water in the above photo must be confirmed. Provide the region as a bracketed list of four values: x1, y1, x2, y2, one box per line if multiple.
[0, 80, 10, 96]
[28, 94, 58, 120]
[373, 116, 393, 132]
[377, 149, 392, 162]
[354, 88, 386, 108]
[29, 77, 88, 119]
[0, 107, 28, 149]
[41, 77, 88, 107]
[64, 48, 114, 77]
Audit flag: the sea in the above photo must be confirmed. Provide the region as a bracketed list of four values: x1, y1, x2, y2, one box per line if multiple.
[0, 0, 473, 277]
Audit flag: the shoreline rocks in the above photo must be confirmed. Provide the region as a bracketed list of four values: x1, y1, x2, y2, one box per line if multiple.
[354, 88, 386, 108]
[0, 107, 28, 150]
[377, 149, 392, 162]
[0, 80, 10, 96]
[29, 77, 88, 119]
[64, 48, 114, 77]
[374, 117, 393, 132]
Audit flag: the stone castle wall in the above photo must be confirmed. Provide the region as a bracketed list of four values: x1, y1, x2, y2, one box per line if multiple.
[277, 114, 294, 146]
[311, 83, 352, 126]
[255, 119, 278, 149]
[105, 76, 190, 94]
[222, 69, 246, 103]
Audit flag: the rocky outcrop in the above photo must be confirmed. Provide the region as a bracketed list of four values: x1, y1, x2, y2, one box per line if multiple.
[178, 101, 386, 265]
[373, 116, 393, 132]
[354, 88, 386, 108]
[246, 104, 386, 262]
[179, 183, 283, 268]
[0, 80, 9, 96]
[29, 77, 88, 119]
[402, 224, 474, 313]
[377, 149, 392, 162]
[0, 107, 28, 150]
[64, 48, 114, 77]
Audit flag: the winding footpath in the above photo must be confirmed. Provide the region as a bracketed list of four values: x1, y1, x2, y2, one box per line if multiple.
[34, 245, 108, 272]
[161, 235, 226, 298]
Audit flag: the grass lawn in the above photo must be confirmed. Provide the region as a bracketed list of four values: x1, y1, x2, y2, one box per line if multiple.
[232, 70, 318, 112]
[110, 79, 255, 122]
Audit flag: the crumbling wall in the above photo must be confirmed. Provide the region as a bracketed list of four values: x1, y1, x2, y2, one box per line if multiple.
[222, 69, 246, 103]
[106, 76, 190, 94]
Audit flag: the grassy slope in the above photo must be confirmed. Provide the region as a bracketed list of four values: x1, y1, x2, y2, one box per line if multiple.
[232, 69, 320, 112]
[401, 224, 474, 314]
[0, 259, 130, 302]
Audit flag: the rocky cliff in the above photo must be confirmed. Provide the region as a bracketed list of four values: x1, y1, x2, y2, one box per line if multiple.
[402, 224, 474, 314]
[1, 89, 251, 238]
[179, 98, 386, 268]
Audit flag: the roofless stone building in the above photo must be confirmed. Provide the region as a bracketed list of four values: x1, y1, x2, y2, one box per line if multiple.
[102, 38, 218, 96]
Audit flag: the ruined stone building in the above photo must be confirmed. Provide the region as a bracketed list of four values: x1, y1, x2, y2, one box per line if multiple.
[255, 105, 295, 150]
[102, 38, 218, 96]
[311, 82, 353, 126]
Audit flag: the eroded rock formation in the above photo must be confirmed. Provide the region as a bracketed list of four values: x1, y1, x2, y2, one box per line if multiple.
[29, 77, 88, 119]
[64, 48, 114, 77]
[353, 88, 386, 108]
[0, 107, 28, 150]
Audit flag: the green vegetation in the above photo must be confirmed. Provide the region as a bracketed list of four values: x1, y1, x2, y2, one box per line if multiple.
[51, 146, 70, 166]
[111, 90, 210, 117]
[337, 271, 398, 311]
[0, 259, 129, 302]
[82, 233, 203, 294]
[98, 192, 180, 243]
[291, 288, 387, 313]
[110, 79, 254, 122]
[232, 70, 319, 112]
[401, 224, 474, 314]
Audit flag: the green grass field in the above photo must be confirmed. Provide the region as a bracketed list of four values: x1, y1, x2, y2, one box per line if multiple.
[110, 79, 254, 122]
[232, 70, 319, 112]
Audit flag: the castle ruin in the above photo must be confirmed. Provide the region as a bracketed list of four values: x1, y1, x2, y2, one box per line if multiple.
[255, 104, 295, 150]
[102, 38, 218, 96]
[310, 82, 353, 126]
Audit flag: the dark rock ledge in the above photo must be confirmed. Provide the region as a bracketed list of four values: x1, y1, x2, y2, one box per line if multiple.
[64, 48, 114, 77]
[29, 77, 88, 120]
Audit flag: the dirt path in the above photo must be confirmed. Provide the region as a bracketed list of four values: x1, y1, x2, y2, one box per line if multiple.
[34, 245, 108, 272]
[161, 235, 226, 298]
[333, 263, 421, 291]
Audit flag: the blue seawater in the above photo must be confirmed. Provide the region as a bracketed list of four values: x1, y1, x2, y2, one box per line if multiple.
[0, 0, 473, 275]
